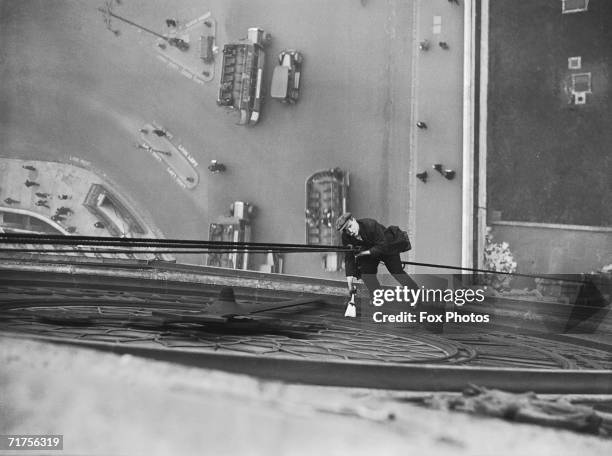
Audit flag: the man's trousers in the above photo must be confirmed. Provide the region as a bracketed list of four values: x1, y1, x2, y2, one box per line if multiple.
[357, 254, 418, 292]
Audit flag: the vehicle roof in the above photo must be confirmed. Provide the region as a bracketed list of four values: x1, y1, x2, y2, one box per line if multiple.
[271, 66, 289, 97]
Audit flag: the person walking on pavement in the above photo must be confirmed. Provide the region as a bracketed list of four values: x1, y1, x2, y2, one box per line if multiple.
[416, 121, 428, 129]
[335, 212, 417, 303]
[3, 197, 20, 205]
[439, 41, 449, 50]
[58, 194, 71, 200]
[35, 192, 51, 198]
[25, 180, 40, 187]
[51, 214, 65, 222]
[22, 165, 36, 171]
[35, 200, 50, 209]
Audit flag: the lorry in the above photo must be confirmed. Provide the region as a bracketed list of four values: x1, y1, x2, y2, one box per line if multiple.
[207, 201, 255, 270]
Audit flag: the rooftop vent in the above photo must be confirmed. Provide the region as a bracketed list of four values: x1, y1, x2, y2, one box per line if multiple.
[562, 0, 589, 14]
[568, 56, 581, 70]
[572, 73, 592, 93]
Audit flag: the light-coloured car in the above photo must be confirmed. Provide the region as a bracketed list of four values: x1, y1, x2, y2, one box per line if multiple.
[271, 50, 303, 103]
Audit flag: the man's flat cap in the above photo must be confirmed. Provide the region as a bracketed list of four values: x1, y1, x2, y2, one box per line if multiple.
[335, 212, 353, 231]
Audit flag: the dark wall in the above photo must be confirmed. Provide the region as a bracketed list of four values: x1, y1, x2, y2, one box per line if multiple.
[487, 0, 612, 226]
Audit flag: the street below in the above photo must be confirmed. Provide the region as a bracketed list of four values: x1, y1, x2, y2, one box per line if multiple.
[0, 0, 463, 277]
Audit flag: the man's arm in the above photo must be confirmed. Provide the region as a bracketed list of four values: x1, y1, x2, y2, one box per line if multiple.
[359, 219, 387, 258]
[346, 275, 357, 294]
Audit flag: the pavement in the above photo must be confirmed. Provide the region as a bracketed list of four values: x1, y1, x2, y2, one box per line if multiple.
[410, 0, 466, 272]
[1, 158, 108, 236]
[0, 157, 166, 259]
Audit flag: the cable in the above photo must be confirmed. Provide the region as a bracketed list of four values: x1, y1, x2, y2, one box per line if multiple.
[0, 233, 589, 283]
[0, 233, 350, 251]
[0, 248, 346, 255]
[401, 261, 586, 283]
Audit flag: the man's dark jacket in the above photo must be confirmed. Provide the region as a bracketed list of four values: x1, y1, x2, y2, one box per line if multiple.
[341, 218, 410, 276]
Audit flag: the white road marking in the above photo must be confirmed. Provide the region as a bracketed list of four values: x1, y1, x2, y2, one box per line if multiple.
[433, 15, 442, 34]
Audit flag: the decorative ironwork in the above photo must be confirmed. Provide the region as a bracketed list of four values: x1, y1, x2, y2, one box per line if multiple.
[1, 284, 611, 370]
[0, 304, 467, 364]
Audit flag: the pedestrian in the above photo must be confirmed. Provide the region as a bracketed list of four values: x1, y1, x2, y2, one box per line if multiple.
[439, 41, 449, 50]
[416, 121, 428, 129]
[165, 18, 177, 28]
[65, 226, 77, 233]
[3, 197, 20, 205]
[58, 194, 71, 200]
[35, 200, 50, 208]
[22, 165, 36, 171]
[24, 180, 40, 187]
[35, 192, 51, 198]
[51, 214, 65, 222]
[186, 177, 195, 183]
[419, 40, 430, 51]
[335, 213, 417, 308]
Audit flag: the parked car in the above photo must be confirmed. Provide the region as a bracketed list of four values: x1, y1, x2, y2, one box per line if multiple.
[271, 50, 303, 103]
[200, 35, 215, 63]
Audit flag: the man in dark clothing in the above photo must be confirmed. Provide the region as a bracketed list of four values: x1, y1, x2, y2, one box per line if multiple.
[336, 213, 418, 295]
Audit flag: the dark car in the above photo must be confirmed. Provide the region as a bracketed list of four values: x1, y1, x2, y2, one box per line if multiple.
[270, 50, 303, 103]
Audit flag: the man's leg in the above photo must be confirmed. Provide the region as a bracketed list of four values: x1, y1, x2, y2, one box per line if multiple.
[383, 254, 419, 289]
[357, 257, 380, 293]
